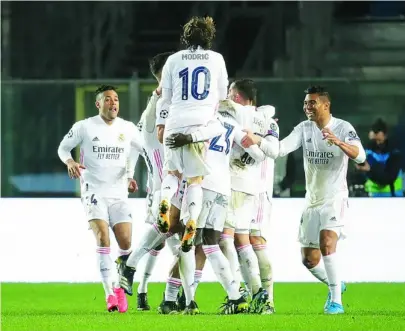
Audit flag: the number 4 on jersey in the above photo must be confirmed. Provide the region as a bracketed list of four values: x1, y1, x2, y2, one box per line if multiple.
[209, 122, 234, 155]
[179, 66, 211, 101]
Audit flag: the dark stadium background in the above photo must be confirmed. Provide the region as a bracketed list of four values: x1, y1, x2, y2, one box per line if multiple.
[1, 1, 405, 198]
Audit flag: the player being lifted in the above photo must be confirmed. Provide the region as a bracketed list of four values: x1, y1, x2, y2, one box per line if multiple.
[156, 15, 229, 252]
[275, 86, 365, 314]
[57, 85, 143, 313]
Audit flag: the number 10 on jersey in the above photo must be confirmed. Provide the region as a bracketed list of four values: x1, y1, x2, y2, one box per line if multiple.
[179, 66, 211, 101]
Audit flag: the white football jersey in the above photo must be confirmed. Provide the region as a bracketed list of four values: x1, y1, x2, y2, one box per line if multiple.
[219, 101, 279, 196]
[160, 48, 228, 130]
[58, 115, 143, 199]
[201, 118, 236, 196]
[279, 116, 365, 204]
[137, 93, 165, 193]
[201, 114, 266, 196]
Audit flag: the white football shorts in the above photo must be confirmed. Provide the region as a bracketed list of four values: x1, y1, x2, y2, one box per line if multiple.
[250, 192, 272, 239]
[81, 192, 133, 228]
[197, 189, 229, 232]
[225, 190, 255, 235]
[163, 126, 211, 178]
[299, 195, 348, 248]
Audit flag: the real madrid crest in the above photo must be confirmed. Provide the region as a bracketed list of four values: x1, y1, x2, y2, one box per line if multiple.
[118, 134, 125, 142]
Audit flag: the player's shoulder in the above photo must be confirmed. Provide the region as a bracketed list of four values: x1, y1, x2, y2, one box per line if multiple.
[332, 117, 355, 130]
[257, 105, 276, 118]
[76, 115, 100, 128]
[115, 117, 137, 131]
[293, 120, 313, 133]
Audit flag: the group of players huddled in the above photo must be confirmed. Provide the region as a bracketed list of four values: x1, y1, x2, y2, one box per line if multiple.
[58, 16, 366, 316]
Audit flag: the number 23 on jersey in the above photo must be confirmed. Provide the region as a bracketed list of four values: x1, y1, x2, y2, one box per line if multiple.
[179, 66, 211, 101]
[209, 122, 234, 155]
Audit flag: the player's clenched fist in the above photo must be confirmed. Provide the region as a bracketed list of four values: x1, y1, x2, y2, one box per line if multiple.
[66, 159, 86, 179]
[127, 178, 138, 193]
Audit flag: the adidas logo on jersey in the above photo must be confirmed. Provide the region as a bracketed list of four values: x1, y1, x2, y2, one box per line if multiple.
[92, 137, 100, 142]
[306, 138, 312, 143]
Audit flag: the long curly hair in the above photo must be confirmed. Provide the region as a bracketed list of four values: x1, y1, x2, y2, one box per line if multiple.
[181, 16, 216, 51]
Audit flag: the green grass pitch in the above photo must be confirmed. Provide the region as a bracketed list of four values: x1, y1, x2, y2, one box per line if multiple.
[2, 283, 405, 331]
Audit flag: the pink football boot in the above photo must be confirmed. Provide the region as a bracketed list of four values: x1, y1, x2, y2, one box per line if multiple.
[106, 294, 119, 312]
[114, 287, 128, 313]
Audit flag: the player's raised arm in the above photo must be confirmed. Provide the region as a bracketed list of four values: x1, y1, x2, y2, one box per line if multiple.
[279, 122, 304, 157]
[57, 121, 86, 178]
[159, 59, 173, 116]
[142, 89, 161, 132]
[155, 97, 169, 144]
[322, 123, 366, 163]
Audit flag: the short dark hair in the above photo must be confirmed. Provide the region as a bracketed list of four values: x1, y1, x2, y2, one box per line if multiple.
[232, 79, 257, 105]
[95, 85, 117, 97]
[371, 118, 388, 134]
[149, 51, 174, 76]
[181, 16, 216, 51]
[304, 85, 331, 103]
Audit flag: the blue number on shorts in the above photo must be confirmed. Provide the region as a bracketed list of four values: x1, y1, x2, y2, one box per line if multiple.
[179, 66, 211, 101]
[90, 194, 98, 205]
[209, 122, 234, 155]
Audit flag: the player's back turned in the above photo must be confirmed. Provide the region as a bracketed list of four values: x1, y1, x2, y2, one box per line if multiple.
[160, 16, 228, 130]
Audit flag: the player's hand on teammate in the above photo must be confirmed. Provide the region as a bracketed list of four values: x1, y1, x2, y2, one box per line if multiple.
[66, 159, 86, 179]
[127, 178, 138, 193]
[241, 130, 261, 148]
[321, 128, 342, 146]
[165, 133, 193, 149]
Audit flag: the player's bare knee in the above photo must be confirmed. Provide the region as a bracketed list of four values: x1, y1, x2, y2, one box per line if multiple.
[89, 219, 110, 247]
[234, 233, 250, 246]
[301, 248, 321, 269]
[112, 222, 132, 250]
[319, 230, 338, 256]
[249, 235, 266, 245]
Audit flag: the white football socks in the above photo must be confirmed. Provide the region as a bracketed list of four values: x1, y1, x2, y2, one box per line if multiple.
[137, 249, 160, 294]
[323, 253, 342, 305]
[203, 244, 240, 300]
[96, 246, 115, 298]
[253, 243, 274, 303]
